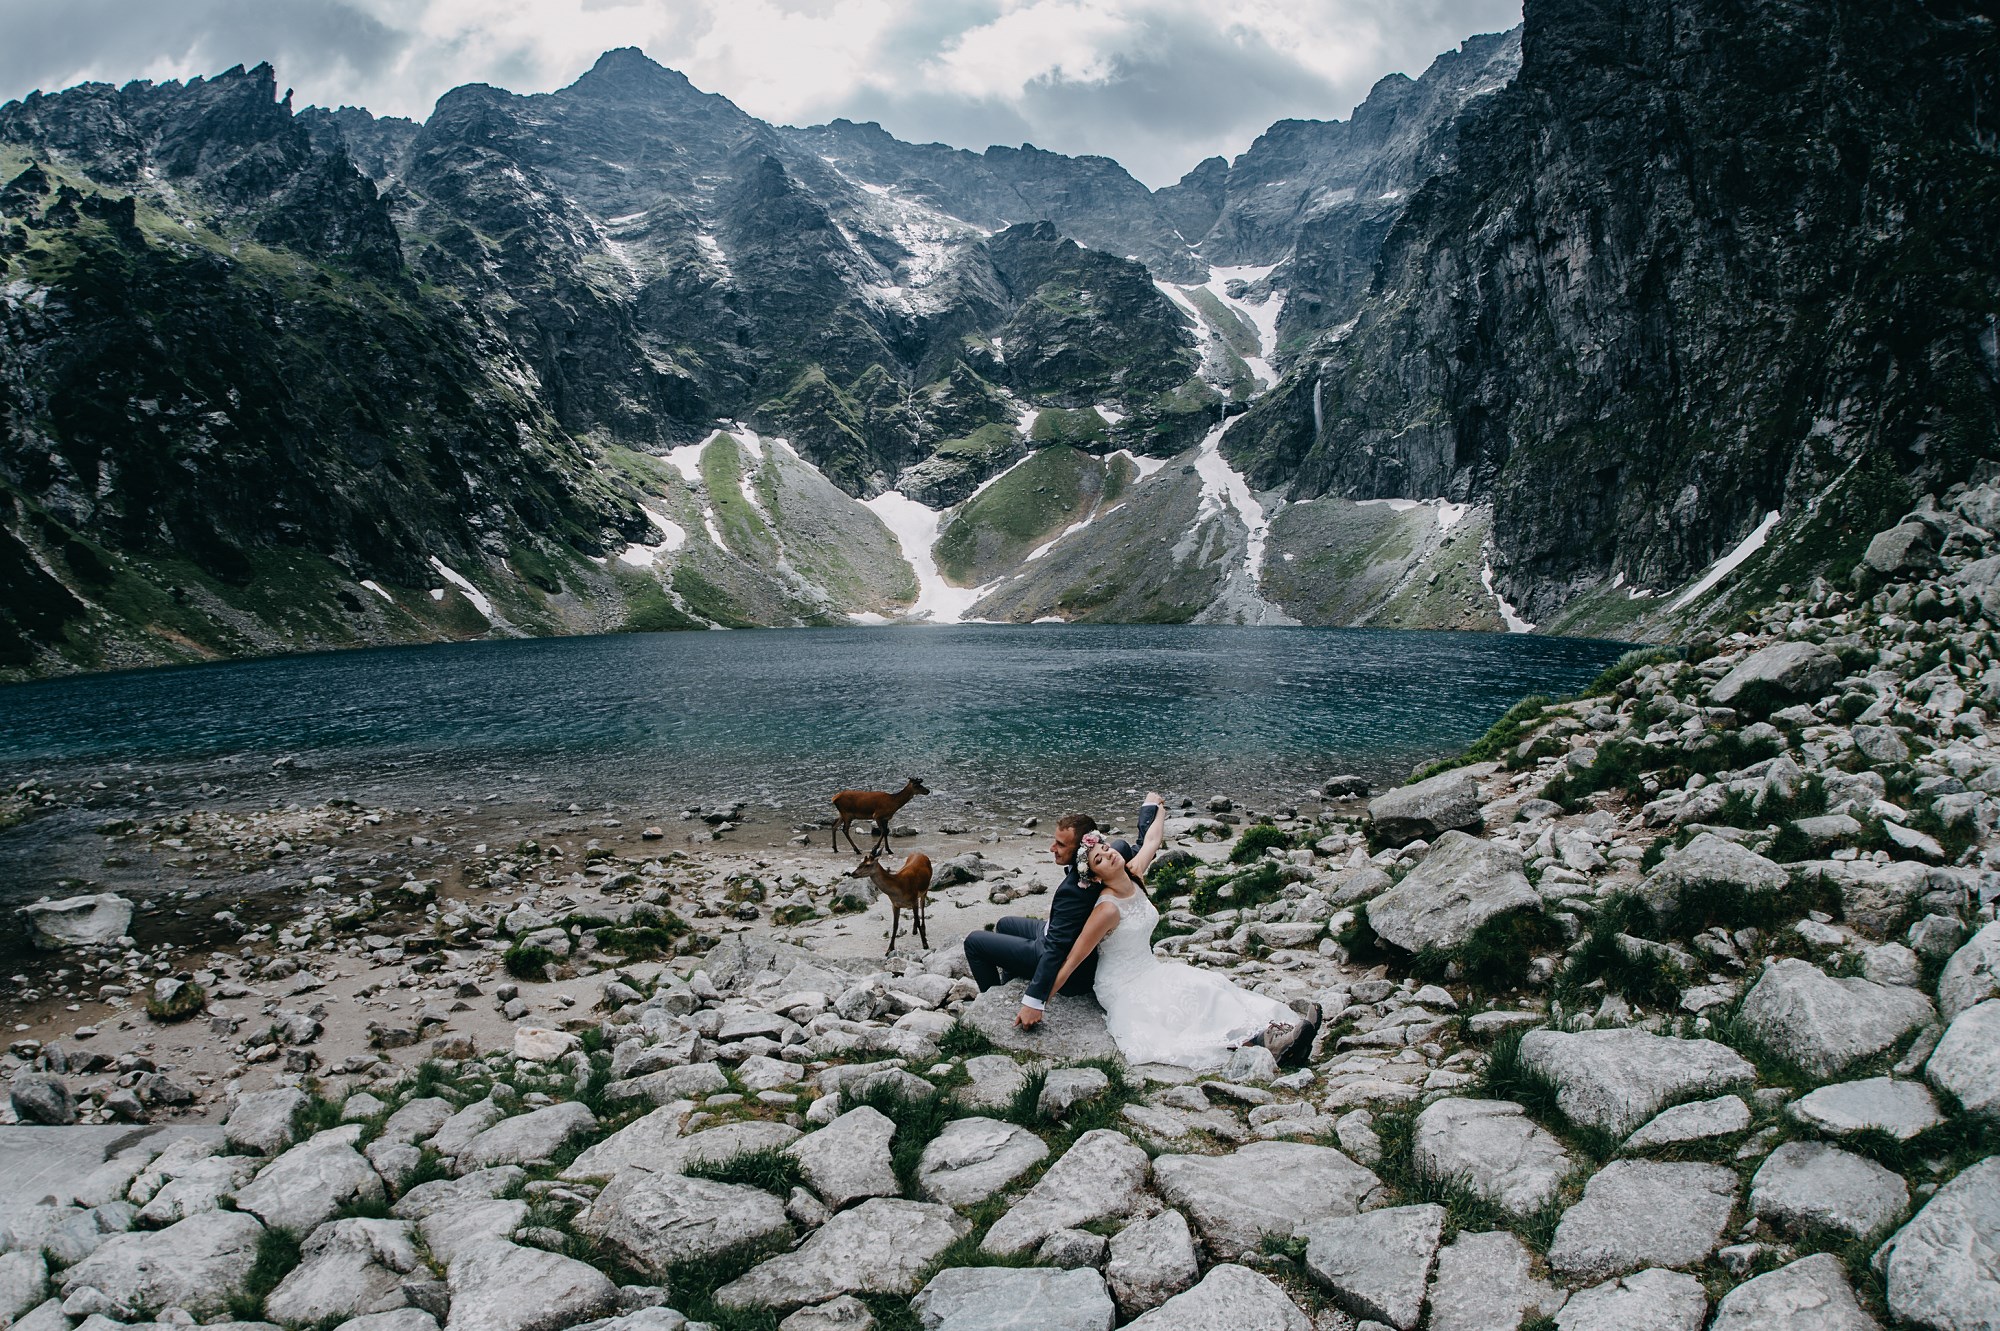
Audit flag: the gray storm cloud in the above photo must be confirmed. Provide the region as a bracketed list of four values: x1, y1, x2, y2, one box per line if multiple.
[0, 0, 1523, 186]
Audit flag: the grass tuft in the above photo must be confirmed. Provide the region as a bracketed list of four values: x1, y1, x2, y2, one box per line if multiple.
[850, 1078, 964, 1198]
[1228, 823, 1295, 864]
[684, 1148, 806, 1197]
[226, 1226, 302, 1321]
[938, 1024, 999, 1060]
[504, 943, 556, 980]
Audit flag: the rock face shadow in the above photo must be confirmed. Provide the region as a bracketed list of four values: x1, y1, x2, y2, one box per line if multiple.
[962, 980, 1121, 1062]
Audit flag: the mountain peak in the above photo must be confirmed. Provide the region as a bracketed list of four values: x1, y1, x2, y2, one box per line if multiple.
[572, 47, 696, 97]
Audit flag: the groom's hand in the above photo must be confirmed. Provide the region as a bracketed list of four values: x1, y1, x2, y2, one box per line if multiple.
[1014, 1005, 1043, 1029]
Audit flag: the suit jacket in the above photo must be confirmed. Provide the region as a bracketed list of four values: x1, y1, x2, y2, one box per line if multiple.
[1024, 800, 1160, 1005]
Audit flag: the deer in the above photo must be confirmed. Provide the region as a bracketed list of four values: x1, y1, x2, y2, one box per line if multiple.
[829, 777, 928, 856]
[847, 850, 933, 954]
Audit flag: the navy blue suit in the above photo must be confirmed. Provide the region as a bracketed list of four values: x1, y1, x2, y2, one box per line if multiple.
[964, 801, 1160, 1003]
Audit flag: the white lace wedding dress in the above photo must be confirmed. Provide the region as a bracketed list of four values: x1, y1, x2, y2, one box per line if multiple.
[1092, 886, 1298, 1070]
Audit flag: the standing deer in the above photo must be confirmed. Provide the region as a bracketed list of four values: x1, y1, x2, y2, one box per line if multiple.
[829, 777, 929, 855]
[847, 850, 933, 954]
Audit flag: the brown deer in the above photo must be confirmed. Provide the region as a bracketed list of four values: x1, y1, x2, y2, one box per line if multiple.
[847, 850, 933, 954]
[829, 777, 928, 855]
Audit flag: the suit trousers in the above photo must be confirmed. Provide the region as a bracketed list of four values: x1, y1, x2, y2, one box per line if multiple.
[964, 916, 1045, 991]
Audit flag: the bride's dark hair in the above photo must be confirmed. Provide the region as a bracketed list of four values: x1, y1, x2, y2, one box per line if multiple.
[1082, 835, 1148, 898]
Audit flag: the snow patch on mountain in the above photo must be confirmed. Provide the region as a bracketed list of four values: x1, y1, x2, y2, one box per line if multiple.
[1670, 510, 1782, 611]
[1203, 263, 1285, 388]
[1482, 557, 1536, 633]
[864, 492, 995, 624]
[428, 557, 498, 620]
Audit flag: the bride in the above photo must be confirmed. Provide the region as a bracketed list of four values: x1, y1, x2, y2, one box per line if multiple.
[1046, 796, 1313, 1070]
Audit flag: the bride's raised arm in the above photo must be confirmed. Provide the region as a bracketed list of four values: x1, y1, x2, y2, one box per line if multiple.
[1049, 898, 1121, 999]
[1128, 791, 1168, 876]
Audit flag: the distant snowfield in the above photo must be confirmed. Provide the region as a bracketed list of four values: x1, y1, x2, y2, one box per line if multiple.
[616, 507, 687, 568]
[864, 491, 994, 624]
[1113, 449, 1168, 480]
[1193, 424, 1272, 584]
[1203, 263, 1285, 389]
[1482, 557, 1535, 634]
[1670, 510, 1782, 611]
[428, 557, 498, 620]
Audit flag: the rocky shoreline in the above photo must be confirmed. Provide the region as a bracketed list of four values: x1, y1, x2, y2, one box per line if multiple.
[4, 484, 1999, 1329]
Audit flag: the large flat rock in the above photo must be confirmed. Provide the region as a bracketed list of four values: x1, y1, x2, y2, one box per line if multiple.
[1787, 1077, 1942, 1141]
[1104, 1209, 1199, 1317]
[1926, 999, 2000, 1118]
[443, 1239, 617, 1331]
[1300, 1204, 1443, 1331]
[1554, 1269, 1707, 1331]
[915, 1116, 1048, 1208]
[909, 1266, 1114, 1331]
[234, 1126, 385, 1234]
[788, 1106, 897, 1210]
[563, 1116, 799, 1182]
[1547, 1161, 1737, 1283]
[1709, 641, 1841, 708]
[1750, 1142, 1908, 1240]
[1152, 1140, 1383, 1261]
[1938, 920, 2000, 1020]
[577, 1171, 792, 1277]
[1412, 1098, 1570, 1217]
[1638, 833, 1786, 917]
[1879, 1155, 2000, 1331]
[1364, 832, 1539, 954]
[1367, 772, 1482, 847]
[1624, 1095, 1751, 1150]
[1738, 958, 1936, 1080]
[1427, 1230, 1566, 1331]
[714, 1198, 969, 1311]
[1517, 1027, 1753, 1137]
[1122, 1264, 1311, 1331]
[960, 981, 1118, 1062]
[264, 1218, 420, 1326]
[57, 1209, 265, 1321]
[980, 1129, 1148, 1257]
[457, 1102, 597, 1171]
[1709, 1253, 1880, 1331]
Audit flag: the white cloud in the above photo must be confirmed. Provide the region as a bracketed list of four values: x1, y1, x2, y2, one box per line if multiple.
[0, 0, 1523, 186]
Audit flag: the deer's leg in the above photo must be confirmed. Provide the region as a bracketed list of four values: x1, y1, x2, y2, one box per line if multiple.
[916, 897, 929, 949]
[840, 820, 863, 856]
[886, 903, 900, 955]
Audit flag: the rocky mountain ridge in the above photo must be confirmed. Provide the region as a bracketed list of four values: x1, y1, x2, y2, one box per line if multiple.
[1, 0, 1994, 678]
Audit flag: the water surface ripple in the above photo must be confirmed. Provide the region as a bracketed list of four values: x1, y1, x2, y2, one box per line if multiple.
[1, 626, 1628, 823]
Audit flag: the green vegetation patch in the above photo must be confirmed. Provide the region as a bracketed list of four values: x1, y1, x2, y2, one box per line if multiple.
[1028, 408, 1111, 450]
[1412, 695, 1554, 782]
[935, 445, 1105, 584]
[701, 435, 777, 560]
[503, 943, 556, 980]
[1228, 822, 1296, 864]
[683, 1148, 805, 1197]
[145, 980, 208, 1023]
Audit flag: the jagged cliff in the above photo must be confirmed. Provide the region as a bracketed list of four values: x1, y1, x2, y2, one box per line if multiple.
[1224, 0, 2000, 628]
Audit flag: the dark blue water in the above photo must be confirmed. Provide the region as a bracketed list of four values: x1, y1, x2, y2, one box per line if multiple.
[0, 626, 1627, 821]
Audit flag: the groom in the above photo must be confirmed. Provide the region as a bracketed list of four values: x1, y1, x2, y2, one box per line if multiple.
[964, 797, 1161, 1028]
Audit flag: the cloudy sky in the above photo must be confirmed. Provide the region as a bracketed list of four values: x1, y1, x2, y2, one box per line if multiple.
[0, 0, 1522, 187]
